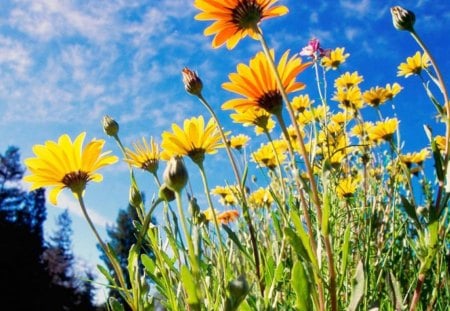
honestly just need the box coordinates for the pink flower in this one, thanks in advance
[300,38,329,60]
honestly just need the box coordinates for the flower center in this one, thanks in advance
[62,170,89,193]
[142,159,159,174]
[188,149,206,165]
[232,0,263,30]
[257,90,283,115]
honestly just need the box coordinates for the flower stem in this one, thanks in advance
[257,27,336,311]
[75,192,132,308]
[196,92,264,295]
[197,162,227,290]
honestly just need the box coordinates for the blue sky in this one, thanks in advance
[1,0,449,303]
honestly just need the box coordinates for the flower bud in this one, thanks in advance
[158,183,175,202]
[102,115,119,137]
[225,275,249,309]
[390,6,415,32]
[163,156,188,192]
[182,67,203,96]
[129,184,143,208]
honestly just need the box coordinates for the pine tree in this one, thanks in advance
[44,209,97,310]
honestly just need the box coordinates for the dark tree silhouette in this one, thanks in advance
[0,146,97,310]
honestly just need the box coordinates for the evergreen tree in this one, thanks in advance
[43,209,97,310]
[0,147,52,309]
[0,146,97,310]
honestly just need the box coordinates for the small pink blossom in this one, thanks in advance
[300,38,329,60]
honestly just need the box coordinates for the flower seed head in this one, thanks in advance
[391,6,415,32]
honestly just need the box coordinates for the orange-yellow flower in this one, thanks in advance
[24,132,118,205]
[397,51,430,77]
[321,47,349,70]
[336,176,359,199]
[334,71,364,89]
[222,49,311,115]
[194,0,288,49]
[228,134,250,150]
[368,118,399,143]
[230,107,275,135]
[161,116,223,165]
[124,137,160,174]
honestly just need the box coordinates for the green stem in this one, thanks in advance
[410,30,450,166]
[175,191,199,275]
[75,192,133,308]
[197,162,227,290]
[196,92,264,295]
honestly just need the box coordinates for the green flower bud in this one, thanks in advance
[102,115,119,137]
[225,275,249,310]
[158,183,176,202]
[163,156,188,192]
[129,184,143,208]
[390,6,415,32]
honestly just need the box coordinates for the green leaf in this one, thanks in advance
[386,270,404,311]
[348,260,365,311]
[322,190,331,236]
[109,297,125,311]
[180,265,201,311]
[222,224,254,264]
[431,138,444,183]
[289,210,318,270]
[339,226,351,290]
[97,264,114,284]
[292,261,312,310]
[400,195,421,229]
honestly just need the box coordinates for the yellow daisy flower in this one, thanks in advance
[211,185,238,206]
[331,111,353,124]
[368,118,399,143]
[161,116,223,165]
[321,47,349,70]
[336,176,359,199]
[248,187,273,208]
[124,137,160,174]
[351,121,374,141]
[194,0,288,49]
[384,83,403,100]
[24,132,118,205]
[291,94,314,113]
[334,71,364,89]
[397,51,430,78]
[332,86,364,111]
[230,107,275,135]
[400,148,430,167]
[203,207,239,224]
[251,141,287,170]
[228,134,250,151]
[222,49,311,115]
[362,86,389,107]
[434,135,447,151]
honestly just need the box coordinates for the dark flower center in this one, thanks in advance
[62,170,89,193]
[232,0,263,30]
[257,90,283,115]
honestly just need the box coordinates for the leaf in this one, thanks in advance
[339,226,351,290]
[348,260,365,311]
[322,190,331,236]
[289,210,318,270]
[385,270,404,311]
[222,224,254,263]
[97,264,114,284]
[292,261,312,310]
[109,297,125,311]
[400,195,421,229]
[180,265,201,311]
